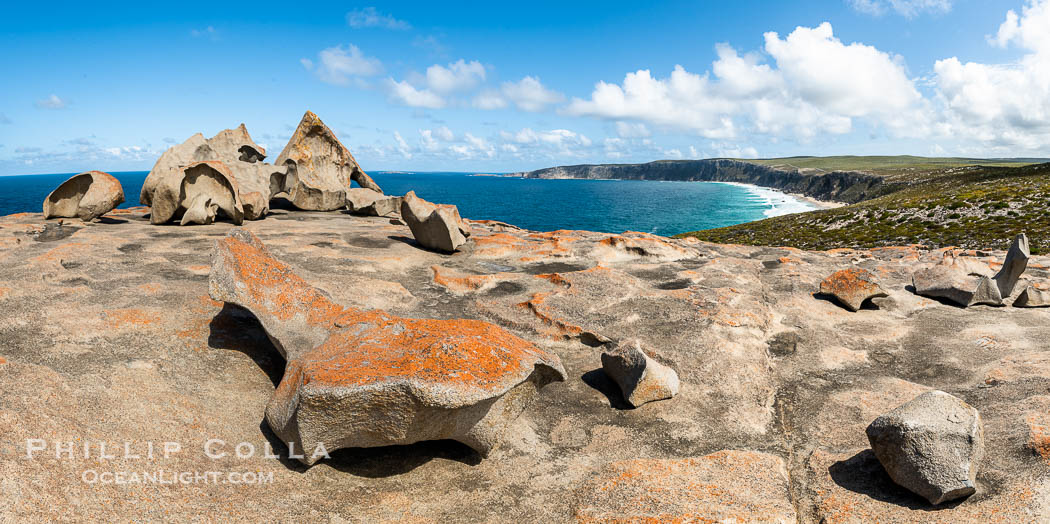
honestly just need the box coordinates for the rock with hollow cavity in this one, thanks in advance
[601,339,680,407]
[225,161,286,220]
[912,253,1002,307]
[401,191,471,252]
[43,171,125,221]
[149,161,244,226]
[992,233,1029,298]
[1015,285,1050,307]
[275,111,382,211]
[208,229,566,465]
[141,124,267,207]
[819,268,888,311]
[346,188,402,216]
[866,390,984,505]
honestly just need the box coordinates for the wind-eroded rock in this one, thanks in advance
[346,188,402,216]
[42,171,125,221]
[275,111,382,211]
[149,161,244,226]
[601,339,679,407]
[208,229,565,464]
[142,123,283,223]
[1015,285,1050,307]
[912,253,1002,307]
[401,190,471,252]
[866,390,985,505]
[819,267,888,311]
[141,124,267,206]
[912,234,1031,307]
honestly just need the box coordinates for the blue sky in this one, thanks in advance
[1,0,1048,175]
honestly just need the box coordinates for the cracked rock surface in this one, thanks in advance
[1,208,1049,522]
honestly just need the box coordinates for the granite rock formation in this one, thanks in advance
[600,339,680,407]
[346,188,402,216]
[866,390,985,505]
[819,267,888,311]
[209,229,566,464]
[1,206,1048,522]
[141,123,285,223]
[275,111,383,211]
[401,190,471,252]
[1015,285,1050,307]
[42,171,125,221]
[148,161,244,226]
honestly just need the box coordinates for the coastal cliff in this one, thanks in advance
[514,159,892,204]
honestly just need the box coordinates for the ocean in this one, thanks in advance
[0,171,816,236]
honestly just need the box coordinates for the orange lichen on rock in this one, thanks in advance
[574,450,796,523]
[819,267,888,312]
[103,308,163,329]
[430,266,522,294]
[0,287,9,299]
[1024,397,1050,464]
[302,311,559,396]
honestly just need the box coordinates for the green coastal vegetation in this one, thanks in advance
[676,157,1050,255]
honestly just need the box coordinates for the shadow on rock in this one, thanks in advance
[261,417,482,476]
[96,216,129,225]
[581,369,634,410]
[324,440,482,478]
[811,292,880,311]
[903,285,968,309]
[828,449,966,511]
[208,303,285,387]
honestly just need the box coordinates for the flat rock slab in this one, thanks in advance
[574,450,797,523]
[1,209,1049,521]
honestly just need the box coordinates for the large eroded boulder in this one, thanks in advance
[274,111,383,211]
[42,171,125,222]
[819,268,889,311]
[141,124,267,207]
[1015,285,1050,307]
[208,229,565,464]
[912,253,1002,307]
[600,339,680,407]
[401,191,472,252]
[346,188,402,216]
[149,161,244,226]
[142,124,285,222]
[866,390,985,505]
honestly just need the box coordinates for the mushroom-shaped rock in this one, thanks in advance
[42,171,125,222]
[401,191,472,252]
[208,229,566,465]
[150,161,244,226]
[1015,285,1050,307]
[346,188,402,216]
[601,339,679,407]
[819,268,889,311]
[274,111,383,211]
[865,390,984,505]
[992,233,1029,298]
[912,253,1002,307]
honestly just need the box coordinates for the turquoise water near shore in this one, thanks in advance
[0,171,815,235]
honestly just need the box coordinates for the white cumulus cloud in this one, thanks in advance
[425,59,486,94]
[932,0,1050,151]
[311,45,383,86]
[566,22,926,141]
[386,79,446,109]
